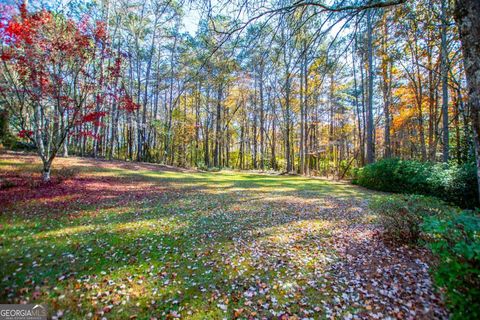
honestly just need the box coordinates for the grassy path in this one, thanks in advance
[0,154,446,319]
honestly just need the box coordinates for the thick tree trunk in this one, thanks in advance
[42,161,51,182]
[62,137,68,157]
[454,0,480,202]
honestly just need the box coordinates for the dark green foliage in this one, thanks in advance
[197,163,222,172]
[10,141,36,151]
[428,162,478,208]
[0,110,9,139]
[0,110,17,149]
[423,211,480,319]
[370,194,449,244]
[353,158,478,208]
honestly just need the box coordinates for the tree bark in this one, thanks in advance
[214,84,222,168]
[441,0,449,162]
[454,0,480,202]
[285,71,292,172]
[380,12,392,158]
[42,160,51,182]
[299,52,305,175]
[366,9,375,164]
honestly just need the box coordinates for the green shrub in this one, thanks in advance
[353,158,430,193]
[370,194,449,244]
[197,163,207,171]
[423,211,480,319]
[197,163,221,172]
[354,158,478,208]
[1,134,22,150]
[428,162,478,208]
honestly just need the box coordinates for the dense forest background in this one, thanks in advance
[0,0,475,179]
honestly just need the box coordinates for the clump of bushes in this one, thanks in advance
[353,158,478,208]
[370,194,480,318]
[197,163,222,172]
[423,210,480,319]
[428,162,478,208]
[370,194,448,244]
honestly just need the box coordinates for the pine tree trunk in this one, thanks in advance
[285,73,292,173]
[214,85,222,168]
[454,0,480,202]
[366,9,375,164]
[441,0,449,162]
[299,58,304,175]
[259,66,265,171]
[381,13,392,158]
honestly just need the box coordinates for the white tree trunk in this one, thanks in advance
[42,163,51,182]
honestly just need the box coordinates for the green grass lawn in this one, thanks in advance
[0,154,445,319]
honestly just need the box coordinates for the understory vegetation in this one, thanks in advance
[370,194,480,319]
[354,158,478,208]
[423,211,480,319]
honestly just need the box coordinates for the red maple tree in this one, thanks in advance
[0,4,125,181]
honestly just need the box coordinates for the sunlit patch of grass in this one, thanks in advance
[36,225,98,238]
